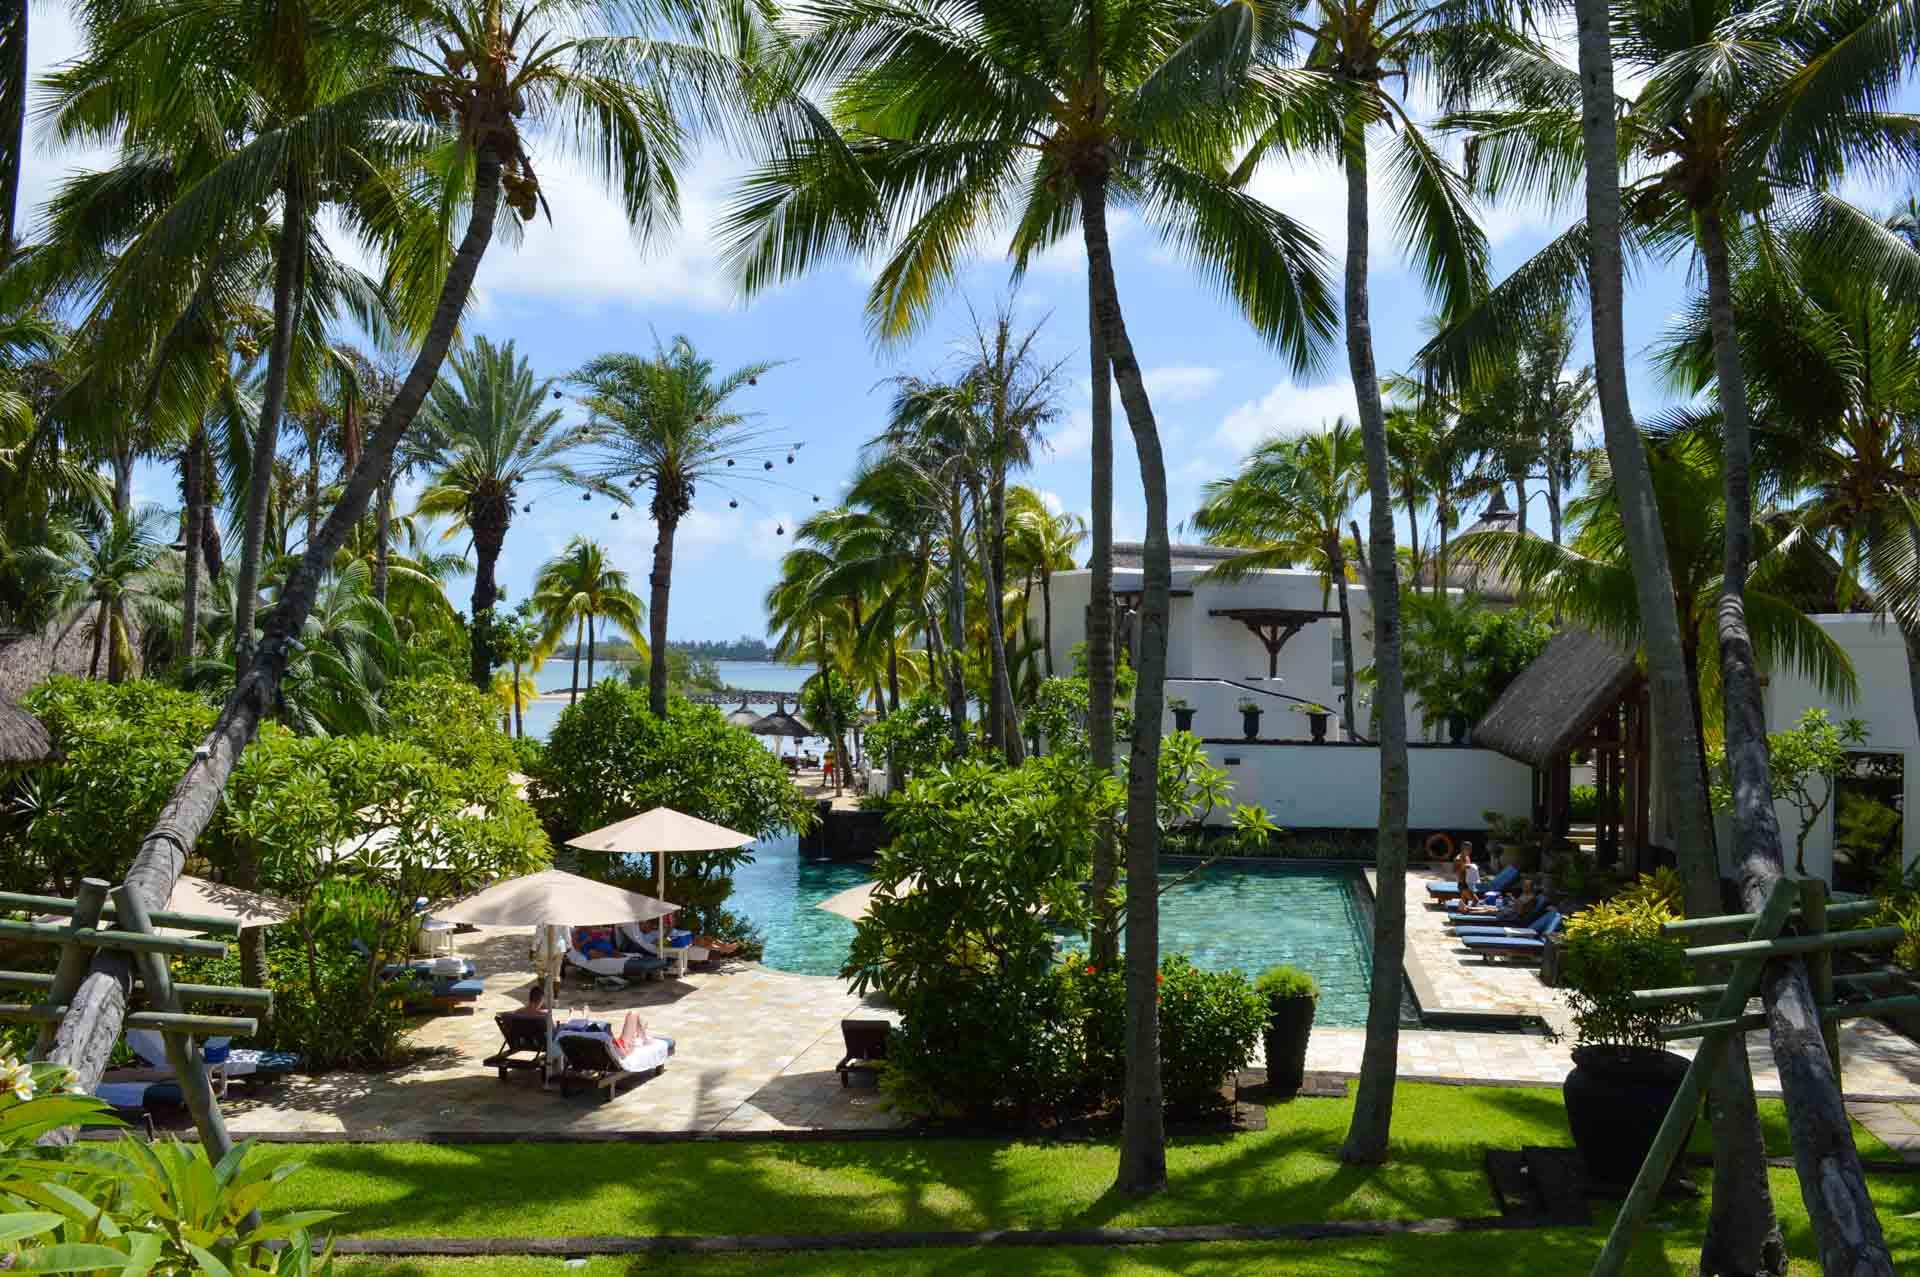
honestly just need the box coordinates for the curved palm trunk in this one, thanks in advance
[468,497,508,691]
[234,178,309,673]
[180,429,206,670]
[512,651,525,738]
[975,482,1024,762]
[1329,534,1358,740]
[570,613,584,705]
[39,141,508,1136]
[648,508,678,716]
[1082,168,1167,1198]
[1338,137,1411,1168]
[1701,208,1889,1275]
[1569,4,1783,1264]
[305,425,322,551]
[0,0,23,262]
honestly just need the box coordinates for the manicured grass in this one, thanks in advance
[272,1082,1920,1274]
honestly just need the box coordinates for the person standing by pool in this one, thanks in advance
[1459,843,1481,905]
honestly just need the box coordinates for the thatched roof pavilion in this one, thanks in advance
[1471,627,1638,768]
[0,691,55,767]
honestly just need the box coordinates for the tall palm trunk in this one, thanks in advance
[974,481,1023,762]
[305,424,322,550]
[88,598,107,680]
[885,634,901,714]
[1086,225,1120,972]
[1701,208,1890,1274]
[1569,4,1784,1267]
[468,494,508,690]
[38,141,511,1126]
[1082,166,1168,1197]
[180,429,206,670]
[1329,533,1357,739]
[1401,481,1421,594]
[647,503,678,716]
[587,612,598,690]
[373,469,392,604]
[944,489,969,754]
[1338,136,1411,1168]
[1041,568,1056,678]
[570,613,584,704]
[111,443,132,515]
[234,178,309,672]
[512,651,525,738]
[0,1,23,263]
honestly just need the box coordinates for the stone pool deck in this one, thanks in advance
[212,882,1920,1146]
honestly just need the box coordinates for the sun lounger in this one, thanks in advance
[95,1079,186,1116]
[553,1022,675,1100]
[619,921,709,975]
[1444,898,1550,927]
[564,947,669,984]
[126,1029,300,1097]
[483,1012,552,1079]
[1428,864,1519,899]
[837,1019,891,1088]
[1461,911,1563,961]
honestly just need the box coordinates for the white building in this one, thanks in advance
[1046,543,1918,887]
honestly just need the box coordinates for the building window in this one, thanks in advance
[1833,751,1903,895]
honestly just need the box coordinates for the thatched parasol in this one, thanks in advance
[0,692,54,767]
[725,700,760,728]
[748,707,811,740]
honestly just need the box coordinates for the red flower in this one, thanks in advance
[1156,973,1164,985]
[1085,964,1097,976]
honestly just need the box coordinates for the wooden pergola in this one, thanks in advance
[1207,607,1340,679]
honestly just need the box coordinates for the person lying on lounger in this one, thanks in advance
[1459,878,1537,920]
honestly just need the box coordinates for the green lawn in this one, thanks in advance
[262,1082,1920,1275]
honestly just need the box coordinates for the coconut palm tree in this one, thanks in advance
[532,536,645,704]
[765,544,857,795]
[729,0,1339,1191]
[44,0,726,1108]
[571,334,781,717]
[1193,422,1367,739]
[417,335,619,690]
[31,506,177,683]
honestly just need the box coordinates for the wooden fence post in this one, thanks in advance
[33,879,109,1059]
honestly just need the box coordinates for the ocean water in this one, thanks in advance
[518,658,815,743]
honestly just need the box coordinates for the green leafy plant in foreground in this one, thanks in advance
[0,1055,337,1273]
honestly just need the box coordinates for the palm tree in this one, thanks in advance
[417,335,618,690]
[765,544,857,795]
[571,334,780,717]
[1460,0,1918,1246]
[730,0,1339,1192]
[532,536,645,704]
[1006,487,1086,681]
[1249,0,1493,1167]
[1193,422,1367,738]
[32,507,177,683]
[43,0,721,1105]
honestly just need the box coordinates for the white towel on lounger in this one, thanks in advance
[554,1024,672,1073]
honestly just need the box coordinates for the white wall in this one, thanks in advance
[1194,741,1533,832]
[1753,614,1920,881]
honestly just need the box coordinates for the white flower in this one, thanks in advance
[3,1062,35,1104]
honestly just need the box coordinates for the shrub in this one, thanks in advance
[1568,784,1598,822]
[1155,955,1269,1113]
[863,690,956,784]
[881,966,1091,1122]
[1255,964,1320,1001]
[1614,866,1685,914]
[177,931,412,1072]
[384,674,520,777]
[1559,897,1690,1052]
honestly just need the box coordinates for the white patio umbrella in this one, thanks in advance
[436,868,679,1077]
[567,806,756,901]
[815,876,919,923]
[43,875,295,937]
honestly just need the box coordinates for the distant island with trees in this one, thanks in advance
[547,635,775,662]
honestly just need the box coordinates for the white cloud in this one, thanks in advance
[1035,488,1064,514]
[1214,382,1357,454]
[1143,365,1222,404]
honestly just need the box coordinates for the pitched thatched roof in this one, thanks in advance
[1471,627,1638,767]
[0,691,54,766]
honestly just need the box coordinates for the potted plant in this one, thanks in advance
[1169,696,1196,734]
[1237,699,1262,741]
[1289,702,1333,743]
[1483,809,1539,871]
[1254,964,1320,1096]
[1557,897,1693,1187]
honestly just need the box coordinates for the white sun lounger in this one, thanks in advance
[618,921,708,976]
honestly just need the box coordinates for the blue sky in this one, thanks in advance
[24,8,1881,645]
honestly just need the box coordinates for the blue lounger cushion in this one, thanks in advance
[441,978,484,1001]
[1456,911,1562,941]
[1427,865,1519,897]
[1463,935,1546,951]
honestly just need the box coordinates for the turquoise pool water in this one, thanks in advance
[728,839,1380,1027]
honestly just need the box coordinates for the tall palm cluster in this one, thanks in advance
[0,0,1912,1257]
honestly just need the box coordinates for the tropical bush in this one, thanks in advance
[1397,594,1551,729]
[863,690,956,783]
[0,1054,338,1273]
[383,674,522,776]
[1559,897,1691,1052]
[2,678,215,891]
[1568,784,1598,822]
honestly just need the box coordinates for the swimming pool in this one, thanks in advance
[727,838,1382,1027]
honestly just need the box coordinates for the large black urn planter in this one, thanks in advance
[1240,707,1262,741]
[1262,995,1318,1097]
[1563,1046,1693,1188]
[1172,705,1196,733]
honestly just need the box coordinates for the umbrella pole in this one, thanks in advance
[543,925,557,1087]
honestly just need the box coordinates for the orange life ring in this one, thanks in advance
[1424,831,1455,859]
